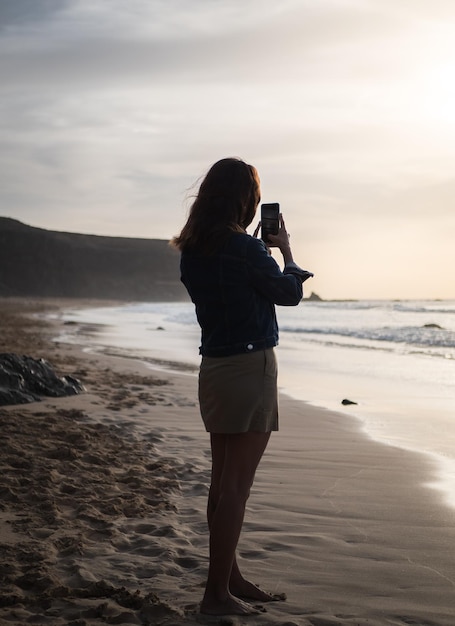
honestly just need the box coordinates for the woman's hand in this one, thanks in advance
[267,215,294,264]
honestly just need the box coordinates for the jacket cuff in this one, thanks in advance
[284,262,314,282]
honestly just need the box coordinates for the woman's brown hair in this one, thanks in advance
[171,157,261,255]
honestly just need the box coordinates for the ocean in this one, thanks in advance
[55,299,455,509]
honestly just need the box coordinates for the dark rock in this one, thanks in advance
[307,292,323,301]
[0,353,84,406]
[341,398,358,405]
[423,323,443,329]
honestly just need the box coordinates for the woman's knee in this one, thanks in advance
[219,477,252,505]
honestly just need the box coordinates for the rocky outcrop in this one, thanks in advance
[307,292,323,301]
[0,353,84,406]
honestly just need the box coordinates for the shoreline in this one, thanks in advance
[52,298,455,514]
[47,299,455,492]
[1,297,455,625]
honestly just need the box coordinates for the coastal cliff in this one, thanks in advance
[0,218,187,301]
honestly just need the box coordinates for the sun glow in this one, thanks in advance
[421,62,455,126]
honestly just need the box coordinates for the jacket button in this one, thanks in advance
[247,344,253,350]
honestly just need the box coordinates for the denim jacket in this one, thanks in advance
[180,232,311,357]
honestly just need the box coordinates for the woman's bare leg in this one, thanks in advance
[206,434,282,603]
[200,431,271,615]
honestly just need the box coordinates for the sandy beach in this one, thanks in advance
[1,298,455,626]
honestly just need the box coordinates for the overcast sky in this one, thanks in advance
[1,0,455,299]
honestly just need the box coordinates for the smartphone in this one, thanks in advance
[261,203,280,244]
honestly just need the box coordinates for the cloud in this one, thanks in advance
[0,0,69,30]
[1,0,455,296]
[0,0,412,91]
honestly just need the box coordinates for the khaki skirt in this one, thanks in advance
[198,348,278,434]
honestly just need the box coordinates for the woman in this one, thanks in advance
[172,157,311,616]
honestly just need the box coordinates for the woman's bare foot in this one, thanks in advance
[230,578,287,603]
[200,593,261,616]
